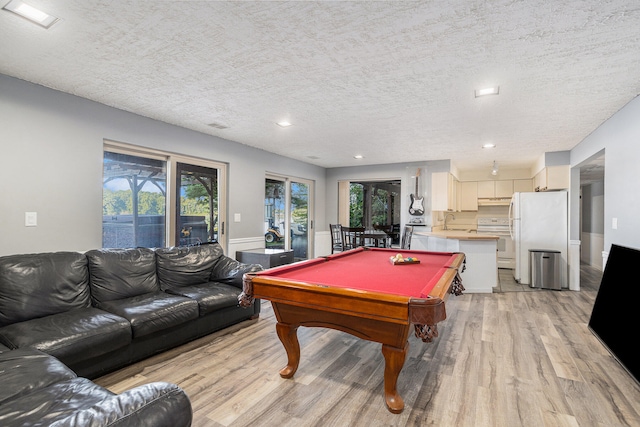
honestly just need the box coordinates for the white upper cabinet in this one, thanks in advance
[534,166,570,191]
[477,181,494,199]
[431,172,457,211]
[477,180,513,199]
[459,181,478,211]
[513,179,533,193]
[495,180,513,198]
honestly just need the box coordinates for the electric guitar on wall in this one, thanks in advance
[409,168,425,215]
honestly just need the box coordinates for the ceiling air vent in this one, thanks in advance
[207,122,228,130]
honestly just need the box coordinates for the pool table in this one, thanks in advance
[238,247,465,413]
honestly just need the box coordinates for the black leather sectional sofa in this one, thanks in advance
[0,243,262,426]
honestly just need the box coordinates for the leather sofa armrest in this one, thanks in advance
[49,382,192,427]
[211,256,263,289]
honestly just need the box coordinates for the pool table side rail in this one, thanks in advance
[245,274,420,325]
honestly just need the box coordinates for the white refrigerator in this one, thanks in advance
[509,191,568,287]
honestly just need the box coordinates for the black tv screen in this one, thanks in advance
[588,244,640,385]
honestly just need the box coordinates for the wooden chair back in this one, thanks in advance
[330,224,343,253]
[341,226,365,250]
[401,225,414,249]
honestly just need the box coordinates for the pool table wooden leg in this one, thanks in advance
[276,322,300,379]
[381,341,409,414]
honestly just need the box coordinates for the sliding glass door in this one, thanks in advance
[290,180,310,260]
[264,179,286,248]
[265,175,313,261]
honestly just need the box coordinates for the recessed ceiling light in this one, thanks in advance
[2,0,59,28]
[475,86,500,97]
[482,143,496,149]
[276,121,292,127]
[354,155,364,159]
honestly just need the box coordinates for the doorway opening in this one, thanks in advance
[579,151,605,270]
[340,180,401,246]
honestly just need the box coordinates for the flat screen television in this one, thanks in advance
[588,244,639,385]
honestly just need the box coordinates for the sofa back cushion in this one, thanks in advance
[156,243,224,290]
[0,252,91,327]
[86,248,159,305]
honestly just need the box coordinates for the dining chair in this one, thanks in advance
[330,224,344,253]
[401,225,414,250]
[391,224,401,246]
[341,226,365,250]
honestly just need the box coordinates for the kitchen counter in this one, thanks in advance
[411,230,498,293]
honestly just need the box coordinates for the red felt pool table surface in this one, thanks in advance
[256,247,462,299]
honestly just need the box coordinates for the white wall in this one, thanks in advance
[0,74,326,257]
[570,95,640,256]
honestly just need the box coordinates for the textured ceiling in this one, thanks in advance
[1,0,639,171]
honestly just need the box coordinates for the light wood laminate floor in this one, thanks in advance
[96,265,640,426]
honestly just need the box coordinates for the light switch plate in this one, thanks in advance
[234,213,241,222]
[25,212,37,227]
[612,217,618,229]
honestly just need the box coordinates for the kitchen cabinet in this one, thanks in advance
[411,231,498,293]
[477,180,513,198]
[495,180,513,198]
[513,179,533,193]
[431,172,457,211]
[459,181,478,211]
[534,166,570,191]
[534,170,545,190]
[477,181,494,199]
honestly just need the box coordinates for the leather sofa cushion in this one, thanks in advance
[0,307,131,365]
[165,282,242,316]
[86,248,159,305]
[0,252,91,327]
[50,382,193,427]
[0,377,115,426]
[156,243,224,290]
[98,292,199,338]
[210,255,263,289]
[0,348,77,406]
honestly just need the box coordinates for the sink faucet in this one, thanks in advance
[444,213,455,230]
